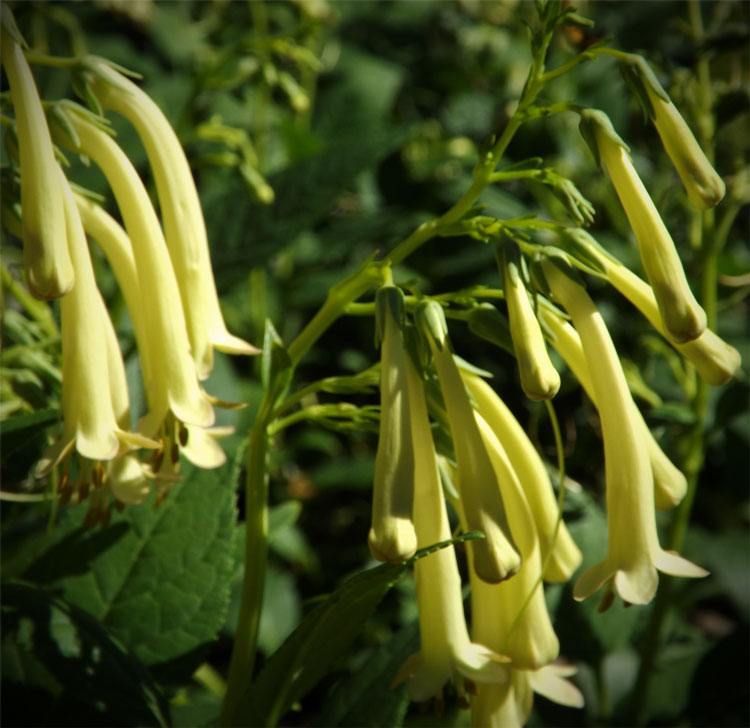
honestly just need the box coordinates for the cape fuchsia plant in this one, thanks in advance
[0,2,745,727]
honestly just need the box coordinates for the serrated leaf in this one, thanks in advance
[26,460,237,684]
[1,582,168,727]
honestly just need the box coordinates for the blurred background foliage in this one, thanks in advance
[1,1,748,726]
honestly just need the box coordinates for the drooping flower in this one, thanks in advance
[622,54,725,209]
[542,258,707,606]
[499,243,560,401]
[579,109,706,343]
[85,57,259,380]
[563,228,740,386]
[471,664,583,728]
[60,107,216,438]
[419,301,520,584]
[1,26,73,299]
[462,371,582,582]
[368,284,416,562]
[36,168,156,477]
[539,301,689,511]
[471,413,560,670]
[393,357,508,703]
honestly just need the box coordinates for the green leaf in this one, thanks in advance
[232,533,481,727]
[313,619,420,727]
[1,582,168,727]
[0,408,58,462]
[26,460,237,684]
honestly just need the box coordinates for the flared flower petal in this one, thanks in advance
[542,259,707,607]
[462,371,582,582]
[1,27,73,299]
[87,58,259,380]
[419,302,520,584]
[61,109,215,434]
[500,244,560,400]
[394,358,507,703]
[580,109,706,343]
[368,285,416,562]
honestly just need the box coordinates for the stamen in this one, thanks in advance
[464,680,477,696]
[179,424,189,447]
[598,586,616,613]
[153,448,164,473]
[100,504,112,528]
[83,502,100,528]
[170,442,180,464]
[58,472,70,494]
[78,479,90,502]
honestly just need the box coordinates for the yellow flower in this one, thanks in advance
[368,285,416,562]
[462,371,582,582]
[580,109,706,343]
[393,358,507,702]
[540,302,688,511]
[625,55,725,209]
[1,27,73,299]
[36,169,155,476]
[470,413,559,670]
[86,58,259,380]
[500,244,560,400]
[566,229,740,386]
[471,664,583,728]
[60,108,216,437]
[419,302,520,584]
[542,259,707,606]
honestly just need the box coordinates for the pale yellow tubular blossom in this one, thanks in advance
[1,28,73,299]
[394,359,508,702]
[542,260,707,606]
[540,305,687,510]
[471,664,583,728]
[635,58,725,209]
[75,194,153,394]
[575,233,740,386]
[88,60,259,380]
[471,670,532,728]
[501,246,560,400]
[422,304,520,584]
[181,425,234,469]
[462,371,582,582]
[472,413,559,670]
[61,111,215,436]
[368,286,417,562]
[36,170,126,474]
[583,110,706,342]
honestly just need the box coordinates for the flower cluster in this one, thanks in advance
[1,22,258,524]
[363,54,740,727]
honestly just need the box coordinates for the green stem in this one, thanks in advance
[220,412,271,727]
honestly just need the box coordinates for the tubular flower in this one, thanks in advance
[462,371,582,582]
[368,285,417,562]
[36,169,156,477]
[393,358,508,704]
[1,27,73,299]
[471,414,560,671]
[500,244,560,401]
[540,304,688,510]
[60,109,215,437]
[542,259,707,606]
[567,229,740,386]
[623,55,725,209]
[580,109,706,343]
[471,664,583,728]
[87,58,259,380]
[75,193,152,392]
[419,302,520,584]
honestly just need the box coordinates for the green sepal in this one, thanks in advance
[0,5,26,48]
[261,318,293,411]
[619,53,670,122]
[71,72,104,117]
[553,228,610,280]
[535,248,588,298]
[374,284,406,348]
[416,300,449,352]
[578,108,630,168]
